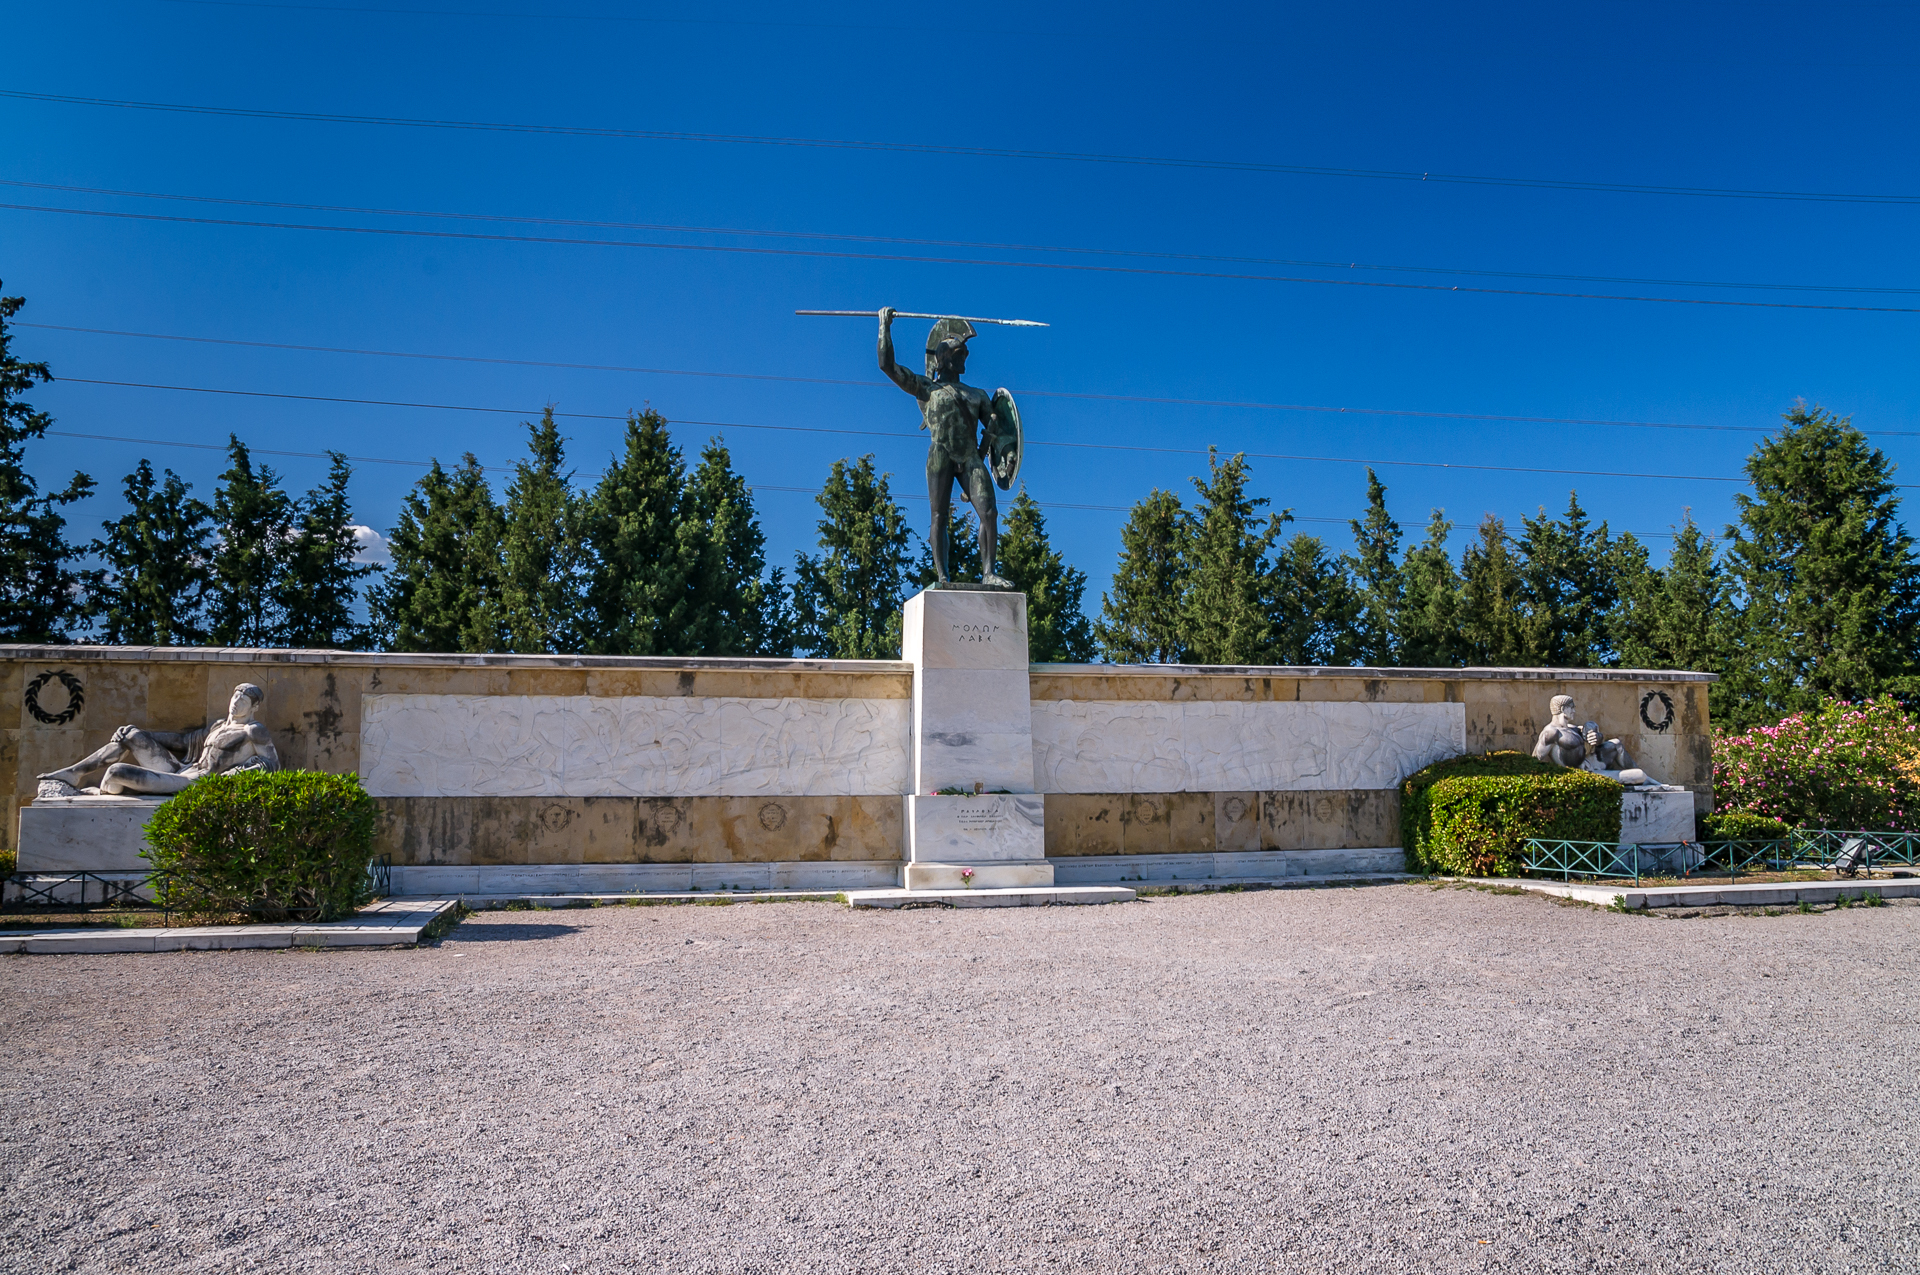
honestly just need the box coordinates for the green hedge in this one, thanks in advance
[1401,751,1624,876]
[1698,809,1791,842]
[143,770,379,922]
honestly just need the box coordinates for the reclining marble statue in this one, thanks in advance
[1532,694,1645,782]
[36,682,281,798]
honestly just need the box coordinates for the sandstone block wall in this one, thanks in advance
[0,648,1714,866]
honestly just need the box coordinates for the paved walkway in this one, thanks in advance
[1,882,1915,1272]
[0,898,457,953]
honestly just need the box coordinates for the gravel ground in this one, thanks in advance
[2,884,1916,1274]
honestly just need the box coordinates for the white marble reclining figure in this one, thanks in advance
[37,682,281,798]
[1532,693,1649,785]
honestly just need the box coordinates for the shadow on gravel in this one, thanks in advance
[443,922,582,942]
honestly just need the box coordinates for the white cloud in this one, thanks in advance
[352,525,391,566]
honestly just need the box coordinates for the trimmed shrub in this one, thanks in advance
[1401,751,1624,877]
[1714,698,1920,830]
[143,770,379,922]
[1697,809,1791,842]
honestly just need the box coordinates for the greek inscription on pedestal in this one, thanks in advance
[954,804,1005,832]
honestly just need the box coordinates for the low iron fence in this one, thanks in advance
[4,854,394,922]
[1521,831,1914,885]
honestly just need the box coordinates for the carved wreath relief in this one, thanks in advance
[1639,690,1675,734]
[24,670,84,726]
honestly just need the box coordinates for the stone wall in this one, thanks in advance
[0,647,1714,875]
[1025,666,1714,861]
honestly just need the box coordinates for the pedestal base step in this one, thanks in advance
[845,885,1135,909]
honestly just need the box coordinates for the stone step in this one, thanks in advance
[844,885,1136,909]
[1461,876,1920,910]
[0,899,459,954]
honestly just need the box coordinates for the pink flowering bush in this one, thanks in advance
[1714,698,1920,830]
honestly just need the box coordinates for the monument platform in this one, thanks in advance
[17,795,168,873]
[845,885,1135,909]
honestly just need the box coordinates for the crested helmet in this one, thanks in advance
[924,317,976,376]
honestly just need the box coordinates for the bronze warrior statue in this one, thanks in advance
[877,306,1023,587]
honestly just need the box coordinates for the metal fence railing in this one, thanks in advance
[1522,831,1916,885]
[5,854,393,923]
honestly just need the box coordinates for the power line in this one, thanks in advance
[47,377,1837,486]
[148,0,1060,36]
[11,200,1919,313]
[8,178,1916,298]
[7,88,1920,207]
[29,323,1920,439]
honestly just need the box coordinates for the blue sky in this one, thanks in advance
[6,0,1920,601]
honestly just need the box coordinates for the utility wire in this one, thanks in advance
[10,200,1918,313]
[48,377,1846,486]
[148,0,1060,36]
[6,178,1914,298]
[29,324,1919,439]
[7,88,1920,207]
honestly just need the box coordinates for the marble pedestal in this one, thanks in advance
[903,793,1048,888]
[1621,786,1695,846]
[17,795,169,872]
[901,587,1052,891]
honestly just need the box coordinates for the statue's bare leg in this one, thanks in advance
[38,727,179,788]
[964,462,1007,587]
[98,764,196,797]
[927,452,955,584]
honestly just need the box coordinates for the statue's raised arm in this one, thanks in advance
[877,306,931,402]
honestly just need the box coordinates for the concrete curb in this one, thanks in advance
[1455,876,1920,910]
[0,898,459,954]
[1130,872,1418,894]
[844,886,1137,909]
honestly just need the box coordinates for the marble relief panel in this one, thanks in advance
[1030,700,1465,794]
[361,694,910,798]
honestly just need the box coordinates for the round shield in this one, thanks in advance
[987,387,1023,490]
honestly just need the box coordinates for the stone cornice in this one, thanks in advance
[0,645,1717,681]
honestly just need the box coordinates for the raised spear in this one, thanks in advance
[795,309,1048,328]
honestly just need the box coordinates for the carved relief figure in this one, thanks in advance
[37,683,281,797]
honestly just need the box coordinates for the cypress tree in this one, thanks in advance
[368,455,504,653]
[1514,491,1617,667]
[791,455,914,659]
[208,436,293,648]
[1346,468,1402,665]
[687,437,793,657]
[577,410,708,656]
[1398,510,1465,667]
[1268,533,1359,666]
[1459,514,1526,665]
[280,452,375,649]
[1611,515,1724,675]
[496,409,584,654]
[1181,449,1285,665]
[90,460,214,646]
[1721,403,1920,722]
[1094,488,1189,664]
[998,490,1095,663]
[0,288,94,642]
